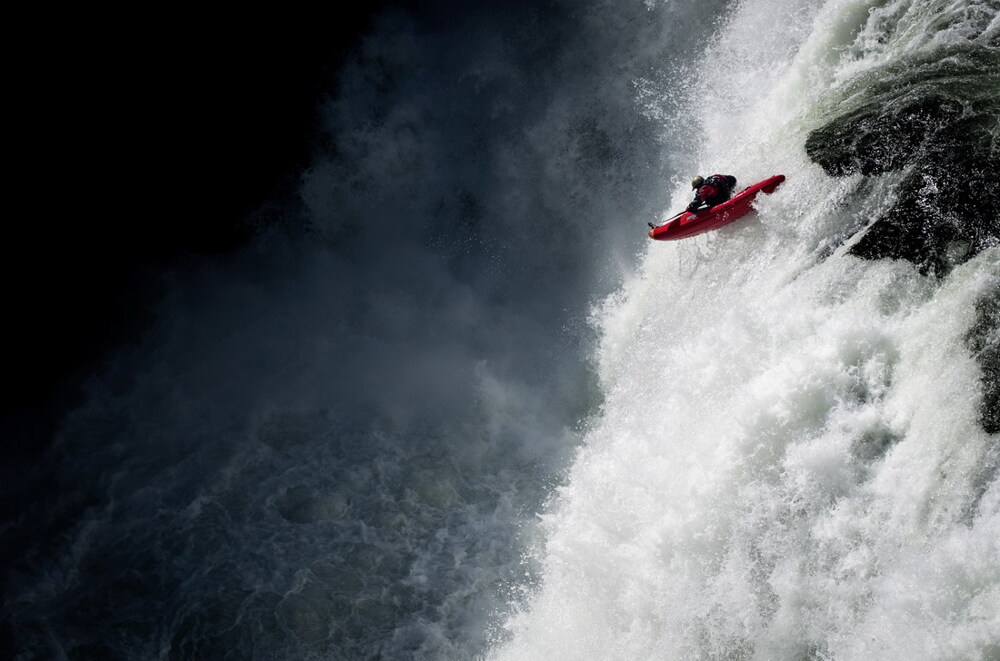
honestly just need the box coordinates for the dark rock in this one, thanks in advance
[804,94,964,177]
[849,127,1000,273]
[968,287,1000,435]
[806,46,1000,438]
[804,47,1000,273]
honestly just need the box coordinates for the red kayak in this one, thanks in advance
[648,174,785,241]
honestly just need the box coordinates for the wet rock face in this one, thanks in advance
[968,288,1000,435]
[804,54,1000,274]
[806,47,1000,437]
[805,95,964,177]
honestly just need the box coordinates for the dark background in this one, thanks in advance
[3,7,400,457]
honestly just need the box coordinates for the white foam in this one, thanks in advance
[490,0,1000,656]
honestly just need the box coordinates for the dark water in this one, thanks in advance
[3,2,722,659]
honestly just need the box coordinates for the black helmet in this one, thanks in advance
[691,176,704,189]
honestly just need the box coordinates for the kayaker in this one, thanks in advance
[687,174,737,211]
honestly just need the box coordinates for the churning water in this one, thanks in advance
[493,0,999,659]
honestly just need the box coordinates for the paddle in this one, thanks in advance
[648,210,686,230]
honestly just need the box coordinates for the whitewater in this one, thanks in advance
[3,0,998,659]
[493,0,999,659]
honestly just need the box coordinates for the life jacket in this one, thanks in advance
[699,174,733,203]
[698,182,721,201]
[705,174,733,190]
